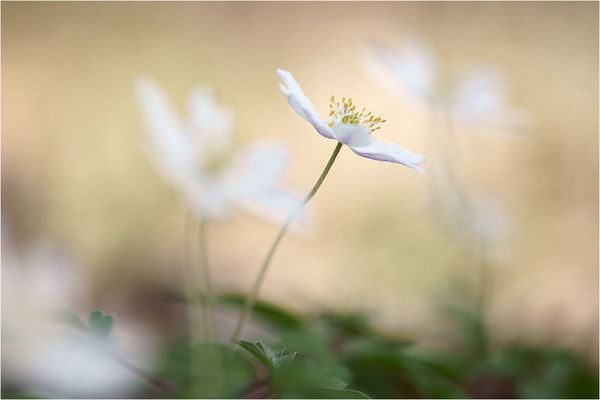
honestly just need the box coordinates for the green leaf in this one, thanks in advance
[257,341,298,370]
[237,340,299,373]
[236,340,273,371]
[269,358,354,398]
[47,309,86,332]
[277,351,298,370]
[315,389,371,398]
[87,310,113,338]
[219,294,305,330]
[329,376,348,391]
[155,341,255,398]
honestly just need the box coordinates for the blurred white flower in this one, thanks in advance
[277,69,426,172]
[365,38,531,135]
[430,167,511,249]
[9,333,139,397]
[135,78,305,222]
[2,240,90,335]
[450,68,532,135]
[1,239,147,397]
[468,197,510,246]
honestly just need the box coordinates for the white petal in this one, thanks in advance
[183,176,235,220]
[452,68,532,136]
[229,141,290,188]
[329,123,425,172]
[349,138,426,172]
[221,140,310,227]
[453,68,505,119]
[134,78,194,173]
[203,141,308,224]
[237,188,311,232]
[329,123,373,147]
[277,69,335,139]
[368,38,437,105]
[186,86,235,150]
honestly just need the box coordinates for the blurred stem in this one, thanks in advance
[442,102,460,157]
[198,218,217,340]
[183,211,205,396]
[476,240,492,333]
[230,141,344,346]
[110,352,177,395]
[439,103,493,353]
[184,212,203,342]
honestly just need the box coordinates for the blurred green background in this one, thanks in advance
[2,0,598,380]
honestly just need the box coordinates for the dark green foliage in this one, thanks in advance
[218,293,305,330]
[268,357,359,398]
[216,295,598,399]
[87,310,114,339]
[48,309,114,340]
[236,340,297,372]
[13,302,598,399]
[154,341,255,399]
[236,339,367,398]
[490,345,599,399]
[343,345,467,399]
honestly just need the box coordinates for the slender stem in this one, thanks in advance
[110,352,177,395]
[440,103,492,353]
[230,141,343,345]
[183,212,201,342]
[198,218,217,340]
[183,210,204,397]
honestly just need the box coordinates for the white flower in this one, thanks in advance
[11,334,137,397]
[2,240,90,333]
[450,68,532,135]
[1,240,144,397]
[429,167,511,248]
[366,38,531,135]
[135,78,305,222]
[276,69,426,172]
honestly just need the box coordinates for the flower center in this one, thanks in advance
[196,146,232,177]
[327,96,386,133]
[205,152,230,174]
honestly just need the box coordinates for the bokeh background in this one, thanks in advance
[2,1,598,389]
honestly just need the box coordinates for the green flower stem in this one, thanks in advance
[230,141,343,346]
[109,352,177,395]
[184,213,201,341]
[183,212,202,394]
[198,218,217,340]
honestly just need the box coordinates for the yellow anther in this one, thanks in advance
[327,95,385,135]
